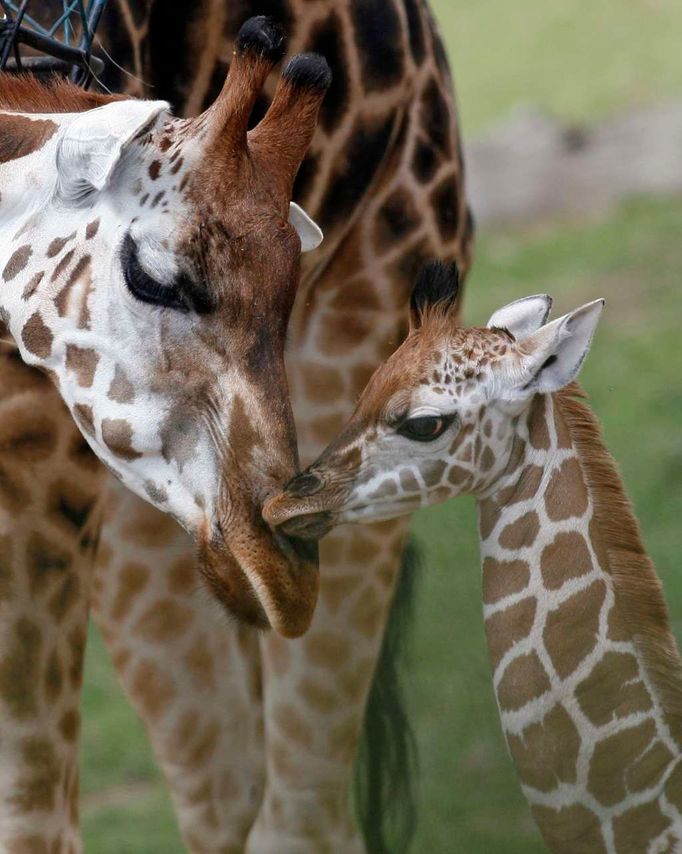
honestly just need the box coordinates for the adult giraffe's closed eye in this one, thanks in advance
[0,16,330,638]
[267,262,682,851]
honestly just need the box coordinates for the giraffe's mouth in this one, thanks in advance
[197,474,319,638]
[262,470,349,539]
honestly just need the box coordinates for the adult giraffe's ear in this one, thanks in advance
[289,202,323,251]
[56,99,169,203]
[513,299,605,397]
[486,294,553,339]
[409,261,460,330]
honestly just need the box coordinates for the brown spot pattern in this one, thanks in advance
[482,557,531,605]
[65,344,99,387]
[107,365,135,403]
[110,562,149,622]
[528,395,551,450]
[0,114,56,163]
[499,511,540,550]
[55,254,91,316]
[0,409,57,461]
[46,234,75,258]
[133,598,193,643]
[576,651,652,725]
[26,531,71,595]
[612,800,671,854]
[540,531,593,589]
[101,418,141,461]
[531,803,606,854]
[130,659,175,722]
[3,244,32,281]
[0,617,41,718]
[587,718,656,805]
[304,631,351,669]
[507,703,580,792]
[497,651,551,711]
[545,458,589,521]
[21,271,44,300]
[498,463,544,505]
[21,312,53,358]
[485,596,537,670]
[543,580,605,678]
[626,739,673,792]
[9,737,61,813]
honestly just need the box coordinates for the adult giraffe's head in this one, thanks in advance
[265,262,604,536]
[0,17,330,637]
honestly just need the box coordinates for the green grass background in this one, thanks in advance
[81,2,682,851]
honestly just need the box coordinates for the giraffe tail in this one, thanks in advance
[354,539,421,854]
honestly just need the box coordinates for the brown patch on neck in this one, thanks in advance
[0,114,57,164]
[556,383,682,729]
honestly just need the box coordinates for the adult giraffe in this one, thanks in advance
[0,19,333,851]
[86,1,472,851]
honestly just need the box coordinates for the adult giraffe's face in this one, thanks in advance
[265,263,604,538]
[2,19,330,637]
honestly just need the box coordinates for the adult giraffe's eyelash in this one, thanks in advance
[121,233,188,311]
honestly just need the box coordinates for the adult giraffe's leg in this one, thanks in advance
[0,347,105,852]
[247,106,474,852]
[92,480,264,853]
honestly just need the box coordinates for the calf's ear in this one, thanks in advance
[512,299,605,398]
[487,294,553,340]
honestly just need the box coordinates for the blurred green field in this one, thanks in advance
[80,1,682,852]
[437,0,682,133]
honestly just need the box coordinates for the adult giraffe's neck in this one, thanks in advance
[477,386,682,853]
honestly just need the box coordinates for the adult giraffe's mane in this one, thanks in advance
[0,73,124,113]
[557,382,682,730]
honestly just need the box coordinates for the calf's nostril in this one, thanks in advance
[286,471,323,497]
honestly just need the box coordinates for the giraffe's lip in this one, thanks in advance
[262,483,344,530]
[264,488,422,537]
[275,510,337,540]
[197,511,319,638]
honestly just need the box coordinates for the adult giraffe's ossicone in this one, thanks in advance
[0,16,330,638]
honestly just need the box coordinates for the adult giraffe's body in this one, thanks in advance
[0,18,335,850]
[269,266,682,853]
[4,1,472,852]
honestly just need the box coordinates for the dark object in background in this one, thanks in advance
[0,0,107,88]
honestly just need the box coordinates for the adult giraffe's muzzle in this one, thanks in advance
[198,476,320,639]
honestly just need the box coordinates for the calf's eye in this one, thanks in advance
[398,415,452,442]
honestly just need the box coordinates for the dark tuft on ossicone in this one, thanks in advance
[236,16,286,63]
[282,53,332,93]
[410,260,460,318]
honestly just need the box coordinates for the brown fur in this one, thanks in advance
[0,115,57,164]
[557,383,682,730]
[0,73,124,114]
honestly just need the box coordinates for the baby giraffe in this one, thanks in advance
[265,262,682,853]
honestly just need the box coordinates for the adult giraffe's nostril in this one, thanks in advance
[286,471,323,497]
